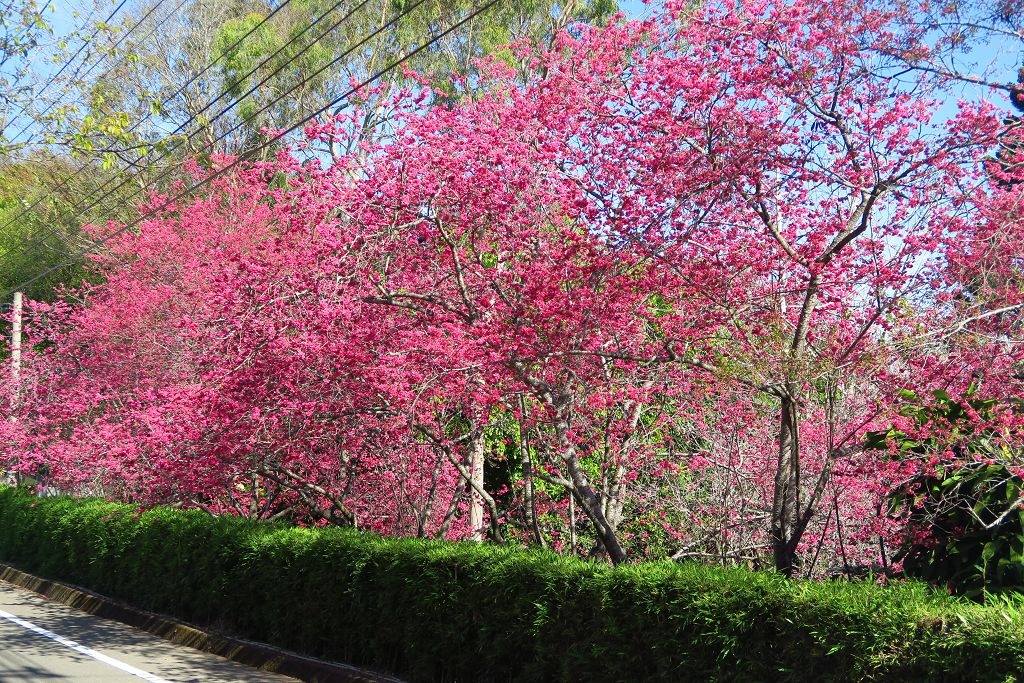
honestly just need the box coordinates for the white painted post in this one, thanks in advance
[10,291,22,400]
[5,292,23,486]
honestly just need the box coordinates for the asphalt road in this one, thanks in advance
[0,581,294,682]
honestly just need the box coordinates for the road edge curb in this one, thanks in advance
[0,563,404,683]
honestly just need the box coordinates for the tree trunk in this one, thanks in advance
[437,476,467,539]
[468,426,485,542]
[554,407,627,564]
[510,366,627,564]
[518,394,544,547]
[771,390,801,575]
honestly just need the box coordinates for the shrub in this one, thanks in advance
[0,486,1022,682]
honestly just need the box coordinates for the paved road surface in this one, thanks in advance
[0,581,294,682]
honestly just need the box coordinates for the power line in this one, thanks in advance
[10,0,183,145]
[0,0,368,252]
[0,0,55,117]
[137,0,295,139]
[0,0,363,274]
[1,0,499,300]
[3,0,154,146]
[1,0,460,280]
[0,0,418,271]
[152,0,371,148]
[11,0,193,147]
[0,0,297,242]
[13,0,55,51]
[1,0,126,139]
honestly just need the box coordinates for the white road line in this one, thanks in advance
[0,608,174,682]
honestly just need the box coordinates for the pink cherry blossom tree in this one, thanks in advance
[5,0,1024,573]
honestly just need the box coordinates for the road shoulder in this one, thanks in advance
[0,563,403,683]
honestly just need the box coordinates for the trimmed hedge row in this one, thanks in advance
[0,487,1021,682]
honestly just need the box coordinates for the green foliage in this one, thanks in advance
[866,388,1024,598]
[1,488,1023,682]
[891,462,1024,599]
[0,158,107,301]
[213,7,329,135]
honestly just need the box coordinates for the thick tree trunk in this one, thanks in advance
[771,391,801,575]
[603,463,627,535]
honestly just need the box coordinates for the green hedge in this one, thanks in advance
[0,487,1021,682]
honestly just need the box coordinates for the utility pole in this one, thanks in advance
[10,291,22,401]
[5,292,23,487]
